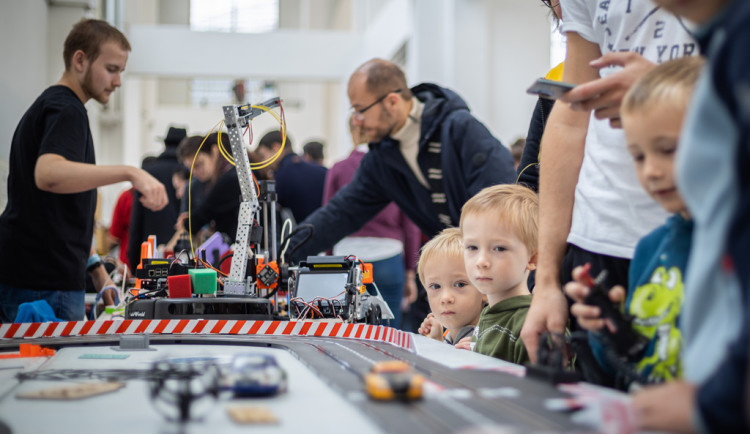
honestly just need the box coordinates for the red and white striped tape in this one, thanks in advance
[0,320,413,350]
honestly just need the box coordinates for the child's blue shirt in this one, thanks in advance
[590,214,692,385]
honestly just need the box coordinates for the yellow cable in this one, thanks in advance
[187,102,287,259]
[515,162,538,185]
[211,104,287,170]
[248,104,287,170]
[215,120,235,165]
[187,119,224,260]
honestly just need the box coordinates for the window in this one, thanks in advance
[189,0,279,106]
[189,79,277,107]
[190,0,279,33]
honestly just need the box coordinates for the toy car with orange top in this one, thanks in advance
[365,360,424,401]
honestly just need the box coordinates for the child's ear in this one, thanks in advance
[526,251,538,271]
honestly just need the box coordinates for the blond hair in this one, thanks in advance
[459,185,538,253]
[417,227,463,287]
[622,56,705,115]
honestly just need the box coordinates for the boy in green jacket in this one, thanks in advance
[458,185,538,364]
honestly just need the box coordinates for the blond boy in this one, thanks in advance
[565,57,703,390]
[459,185,538,364]
[417,228,485,345]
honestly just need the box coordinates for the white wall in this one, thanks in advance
[349,0,552,149]
[125,26,358,79]
[407,0,551,146]
[0,1,50,209]
[486,0,552,146]
[0,1,130,220]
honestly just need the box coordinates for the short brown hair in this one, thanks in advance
[354,58,413,100]
[63,19,131,71]
[459,185,539,253]
[417,228,463,287]
[258,130,291,150]
[177,133,231,161]
[622,56,705,115]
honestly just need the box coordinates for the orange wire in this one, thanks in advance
[198,258,228,277]
[252,171,260,197]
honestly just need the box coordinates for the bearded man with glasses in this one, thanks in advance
[286,58,514,265]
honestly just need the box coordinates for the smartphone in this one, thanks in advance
[526,77,576,100]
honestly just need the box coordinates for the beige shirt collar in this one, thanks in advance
[391,98,429,188]
[391,98,424,142]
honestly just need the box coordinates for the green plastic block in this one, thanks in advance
[188,269,217,295]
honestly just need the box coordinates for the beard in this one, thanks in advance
[366,106,398,142]
[81,68,110,104]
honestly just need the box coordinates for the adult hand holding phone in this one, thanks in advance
[526,78,576,100]
[564,265,626,333]
[560,51,656,128]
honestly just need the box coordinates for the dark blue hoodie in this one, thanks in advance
[691,0,750,432]
[288,83,515,262]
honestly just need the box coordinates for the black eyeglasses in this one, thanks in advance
[541,0,559,8]
[350,89,402,120]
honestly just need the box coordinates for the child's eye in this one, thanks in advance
[631,153,645,163]
[661,147,676,156]
[428,283,441,290]
[465,245,477,251]
[454,281,467,288]
[493,246,507,252]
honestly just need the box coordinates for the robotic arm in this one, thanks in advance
[221,97,282,296]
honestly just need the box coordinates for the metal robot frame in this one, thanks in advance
[221,97,282,297]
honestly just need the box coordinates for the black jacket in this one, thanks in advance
[128,148,180,269]
[181,167,242,240]
[516,97,555,192]
[288,83,515,263]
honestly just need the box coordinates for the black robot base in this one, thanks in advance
[125,297,274,320]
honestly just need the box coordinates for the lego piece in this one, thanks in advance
[256,258,279,290]
[189,268,217,295]
[16,382,124,400]
[227,406,279,424]
[0,344,55,359]
[118,334,150,350]
[168,274,192,298]
[362,262,374,284]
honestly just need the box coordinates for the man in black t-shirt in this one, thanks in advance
[0,19,168,323]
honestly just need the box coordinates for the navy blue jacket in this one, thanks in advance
[694,0,750,432]
[274,153,327,223]
[288,83,515,263]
